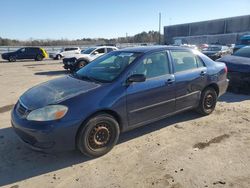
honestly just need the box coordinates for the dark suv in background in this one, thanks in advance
[1,47,48,62]
[201,45,231,60]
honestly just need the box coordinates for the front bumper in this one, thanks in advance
[1,54,8,60]
[49,54,57,59]
[11,104,82,152]
[63,58,77,70]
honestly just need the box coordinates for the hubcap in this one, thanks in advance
[204,94,214,109]
[88,124,111,149]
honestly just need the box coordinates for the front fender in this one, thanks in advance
[77,57,89,63]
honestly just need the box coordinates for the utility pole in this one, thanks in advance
[159,12,161,44]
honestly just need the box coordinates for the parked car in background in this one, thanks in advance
[63,46,118,71]
[11,46,228,157]
[1,47,48,62]
[217,46,250,93]
[202,45,231,60]
[49,47,81,60]
[198,44,209,50]
[233,35,250,53]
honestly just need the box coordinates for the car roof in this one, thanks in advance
[207,45,223,47]
[22,47,40,49]
[95,46,117,49]
[118,45,192,53]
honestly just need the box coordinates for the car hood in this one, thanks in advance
[64,54,89,59]
[20,76,101,110]
[50,51,61,55]
[217,55,250,73]
[2,52,15,56]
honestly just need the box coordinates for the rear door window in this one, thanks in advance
[64,48,73,51]
[29,48,38,54]
[170,51,204,73]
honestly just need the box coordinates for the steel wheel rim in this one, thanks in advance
[204,93,214,109]
[88,123,112,150]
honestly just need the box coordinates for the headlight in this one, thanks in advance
[26,105,68,121]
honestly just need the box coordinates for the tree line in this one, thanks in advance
[0,31,164,46]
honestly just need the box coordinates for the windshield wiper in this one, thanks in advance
[79,74,103,83]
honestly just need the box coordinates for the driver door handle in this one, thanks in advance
[166,78,175,85]
[200,71,207,76]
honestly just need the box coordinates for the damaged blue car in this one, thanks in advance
[11,46,228,157]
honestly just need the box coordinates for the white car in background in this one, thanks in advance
[49,47,81,60]
[63,46,118,71]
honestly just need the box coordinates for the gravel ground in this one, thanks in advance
[0,59,250,188]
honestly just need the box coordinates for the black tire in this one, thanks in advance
[8,56,16,62]
[77,113,120,157]
[196,87,217,115]
[35,54,43,61]
[77,60,88,70]
[56,54,62,60]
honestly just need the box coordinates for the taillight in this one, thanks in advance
[224,65,228,74]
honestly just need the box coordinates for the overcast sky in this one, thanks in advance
[0,0,249,40]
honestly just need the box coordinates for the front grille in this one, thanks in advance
[63,57,76,64]
[16,101,28,117]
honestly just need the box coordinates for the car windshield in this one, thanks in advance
[233,47,250,58]
[75,51,141,83]
[81,48,97,54]
[203,47,221,51]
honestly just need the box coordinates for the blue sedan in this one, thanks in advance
[11,46,229,157]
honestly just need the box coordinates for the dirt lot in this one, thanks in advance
[0,58,250,188]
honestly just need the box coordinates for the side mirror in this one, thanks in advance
[127,74,146,84]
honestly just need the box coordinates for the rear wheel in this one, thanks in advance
[77,113,120,157]
[35,54,43,61]
[196,87,217,115]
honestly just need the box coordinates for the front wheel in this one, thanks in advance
[77,60,88,70]
[196,87,217,115]
[56,54,62,60]
[8,56,16,62]
[77,114,120,157]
